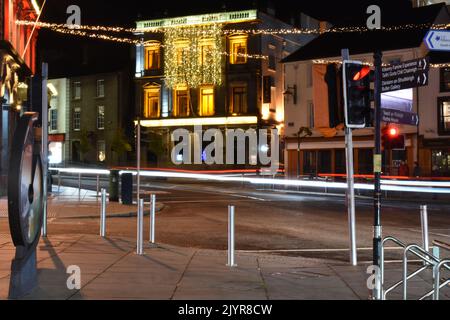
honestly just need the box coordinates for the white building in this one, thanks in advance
[281,3,450,178]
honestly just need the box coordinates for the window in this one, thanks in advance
[303,151,316,175]
[335,149,346,174]
[317,150,332,174]
[73,108,81,131]
[173,85,190,117]
[229,35,248,64]
[440,67,450,92]
[72,81,81,100]
[432,150,450,177]
[144,42,160,70]
[144,86,160,118]
[199,86,214,116]
[174,40,189,66]
[97,106,105,130]
[97,79,105,97]
[199,38,214,66]
[358,149,374,174]
[230,85,247,114]
[308,101,315,128]
[50,109,58,131]
[306,64,313,88]
[97,141,106,162]
[438,97,450,135]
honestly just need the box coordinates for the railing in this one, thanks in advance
[381,206,450,300]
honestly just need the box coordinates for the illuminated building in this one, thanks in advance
[134,9,312,169]
[0,0,41,196]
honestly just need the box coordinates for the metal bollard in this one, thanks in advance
[58,171,61,193]
[78,173,81,198]
[136,199,144,255]
[149,194,156,244]
[420,205,429,253]
[227,205,237,267]
[100,189,106,237]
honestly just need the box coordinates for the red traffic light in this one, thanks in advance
[388,127,399,137]
[352,66,371,81]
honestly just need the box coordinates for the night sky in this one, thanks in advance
[37,0,416,78]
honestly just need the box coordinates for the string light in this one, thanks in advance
[50,27,140,44]
[17,19,450,35]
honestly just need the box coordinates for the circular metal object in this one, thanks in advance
[8,113,43,248]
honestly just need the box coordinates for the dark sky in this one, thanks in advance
[37,0,415,77]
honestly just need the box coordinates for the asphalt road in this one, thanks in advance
[2,176,450,263]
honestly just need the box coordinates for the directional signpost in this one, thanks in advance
[425,30,450,52]
[381,108,419,126]
[381,57,429,93]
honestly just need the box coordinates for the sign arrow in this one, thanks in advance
[425,30,450,51]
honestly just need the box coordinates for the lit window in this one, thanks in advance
[97,79,105,97]
[174,40,189,66]
[144,42,160,70]
[50,109,58,131]
[199,86,214,116]
[229,35,248,65]
[144,86,160,118]
[97,106,105,130]
[438,97,450,135]
[73,108,81,131]
[98,141,106,162]
[199,38,214,65]
[230,84,247,114]
[173,85,190,117]
[73,81,81,100]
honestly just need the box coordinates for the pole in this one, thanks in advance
[78,173,81,199]
[96,174,100,198]
[136,198,144,255]
[227,205,236,267]
[420,205,429,253]
[137,118,141,204]
[58,170,61,193]
[373,50,383,300]
[100,189,106,237]
[342,49,357,267]
[41,62,48,237]
[297,133,300,179]
[150,194,156,244]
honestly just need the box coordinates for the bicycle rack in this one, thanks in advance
[381,236,450,300]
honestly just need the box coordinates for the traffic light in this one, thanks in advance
[382,125,405,150]
[343,61,372,129]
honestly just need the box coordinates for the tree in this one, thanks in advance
[111,128,132,158]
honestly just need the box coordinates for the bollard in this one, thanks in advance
[227,205,237,267]
[136,199,144,255]
[78,173,81,198]
[149,194,156,244]
[58,171,61,193]
[100,189,106,237]
[420,205,429,253]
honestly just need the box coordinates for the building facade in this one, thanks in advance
[134,9,312,169]
[0,0,40,196]
[282,3,450,178]
[66,71,132,167]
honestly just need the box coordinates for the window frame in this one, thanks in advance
[97,140,106,162]
[438,96,450,136]
[50,109,58,131]
[230,84,248,115]
[96,79,105,98]
[199,85,215,117]
[440,67,450,93]
[143,86,161,118]
[229,35,248,65]
[97,106,105,130]
[72,81,81,100]
[173,85,190,117]
[144,42,161,70]
[73,108,81,131]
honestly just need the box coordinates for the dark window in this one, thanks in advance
[73,108,81,131]
[303,151,316,175]
[438,97,450,135]
[72,82,81,100]
[317,150,331,174]
[440,68,450,92]
[269,54,276,71]
[358,149,373,174]
[50,109,58,131]
[335,149,346,174]
[231,86,247,114]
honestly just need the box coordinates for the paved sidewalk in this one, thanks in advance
[0,234,448,300]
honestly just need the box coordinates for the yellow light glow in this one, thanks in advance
[47,83,58,96]
[261,104,270,120]
[31,0,41,14]
[137,116,258,128]
[276,113,284,122]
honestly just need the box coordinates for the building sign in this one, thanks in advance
[381,108,419,126]
[136,10,258,30]
[381,57,429,93]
